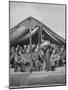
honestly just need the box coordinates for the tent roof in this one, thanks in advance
[10,16,65,46]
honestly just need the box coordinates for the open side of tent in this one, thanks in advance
[10,16,65,47]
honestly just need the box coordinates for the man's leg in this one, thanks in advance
[14,62,18,72]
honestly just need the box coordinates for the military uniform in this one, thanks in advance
[44,49,51,71]
[14,53,24,72]
[50,53,60,67]
[59,50,65,66]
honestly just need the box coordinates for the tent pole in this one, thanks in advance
[29,28,32,53]
[29,28,33,71]
[28,20,33,71]
[38,26,42,50]
[41,26,42,48]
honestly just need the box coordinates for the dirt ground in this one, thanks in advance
[9,66,66,88]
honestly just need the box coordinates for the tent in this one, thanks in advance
[10,16,65,47]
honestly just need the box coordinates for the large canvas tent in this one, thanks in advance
[10,16,65,47]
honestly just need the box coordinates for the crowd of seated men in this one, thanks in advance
[10,41,66,72]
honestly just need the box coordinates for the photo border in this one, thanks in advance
[9,1,67,89]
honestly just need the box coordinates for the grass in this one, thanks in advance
[9,66,66,87]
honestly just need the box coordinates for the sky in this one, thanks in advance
[10,2,65,39]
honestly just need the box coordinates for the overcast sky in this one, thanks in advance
[10,2,65,39]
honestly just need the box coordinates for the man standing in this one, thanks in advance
[14,50,24,72]
[44,48,51,71]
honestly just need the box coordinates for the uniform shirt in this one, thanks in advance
[15,53,21,63]
[38,50,44,58]
[50,53,60,62]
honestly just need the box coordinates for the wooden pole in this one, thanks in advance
[38,26,42,50]
[29,28,32,53]
[41,26,42,48]
[28,20,33,71]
